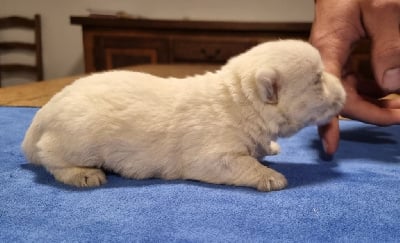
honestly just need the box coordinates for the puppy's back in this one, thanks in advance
[21,70,210,166]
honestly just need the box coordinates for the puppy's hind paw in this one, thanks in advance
[257,169,287,192]
[53,167,107,187]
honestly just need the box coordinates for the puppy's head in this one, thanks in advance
[227,40,346,137]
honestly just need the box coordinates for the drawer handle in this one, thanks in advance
[200,48,221,60]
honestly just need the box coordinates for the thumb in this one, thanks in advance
[361,1,400,93]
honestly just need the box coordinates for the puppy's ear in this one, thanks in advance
[255,68,279,104]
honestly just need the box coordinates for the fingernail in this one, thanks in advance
[383,68,400,92]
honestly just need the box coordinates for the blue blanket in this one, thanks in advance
[1,107,399,242]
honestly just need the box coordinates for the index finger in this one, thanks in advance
[318,116,340,156]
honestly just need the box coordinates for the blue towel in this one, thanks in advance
[1,107,399,242]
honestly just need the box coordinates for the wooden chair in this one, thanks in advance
[0,14,43,87]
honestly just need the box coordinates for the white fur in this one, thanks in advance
[22,40,345,191]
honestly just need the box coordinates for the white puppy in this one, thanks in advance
[22,40,345,191]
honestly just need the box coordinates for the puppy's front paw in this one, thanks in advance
[257,169,287,191]
[53,167,107,187]
[268,141,280,155]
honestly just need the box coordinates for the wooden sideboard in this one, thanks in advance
[70,16,311,73]
[70,16,373,80]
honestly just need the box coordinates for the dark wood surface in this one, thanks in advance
[70,16,312,33]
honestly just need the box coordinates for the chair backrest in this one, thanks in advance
[0,14,43,87]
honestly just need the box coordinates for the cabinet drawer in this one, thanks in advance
[172,39,256,63]
[94,36,169,70]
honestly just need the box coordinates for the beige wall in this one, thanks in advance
[0,0,314,86]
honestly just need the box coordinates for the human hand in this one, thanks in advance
[310,0,400,155]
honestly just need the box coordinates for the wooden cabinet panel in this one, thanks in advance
[93,36,169,71]
[70,17,311,73]
[71,17,371,79]
[105,49,158,69]
[171,38,257,63]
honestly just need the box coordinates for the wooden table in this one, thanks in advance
[0,64,218,107]
[1,64,398,108]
